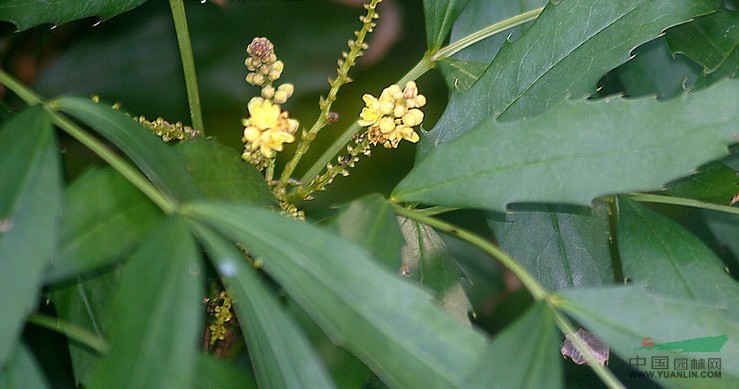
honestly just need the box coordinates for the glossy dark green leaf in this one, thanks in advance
[397,217,472,322]
[186,202,489,388]
[489,202,613,292]
[448,0,548,63]
[617,197,739,306]
[703,210,739,268]
[192,223,336,389]
[694,46,739,90]
[423,0,714,149]
[50,270,120,387]
[90,216,203,387]
[557,286,739,388]
[0,342,50,388]
[177,138,274,205]
[665,6,739,72]
[0,106,61,368]
[424,0,472,49]
[195,354,257,389]
[0,0,148,31]
[661,162,738,205]
[45,168,161,283]
[54,96,200,203]
[331,194,404,270]
[437,58,488,92]
[463,302,562,388]
[395,79,739,211]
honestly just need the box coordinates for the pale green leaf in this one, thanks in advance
[394,79,739,211]
[54,96,201,203]
[0,342,50,388]
[437,58,488,92]
[423,0,714,149]
[617,197,739,307]
[463,302,562,388]
[0,106,61,368]
[557,286,739,388]
[424,0,472,49]
[90,216,203,388]
[195,354,257,389]
[186,201,488,388]
[0,0,148,31]
[46,168,161,283]
[192,223,336,389]
[665,6,739,72]
[488,202,614,292]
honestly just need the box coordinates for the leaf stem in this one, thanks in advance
[432,6,544,61]
[391,203,548,301]
[169,0,204,133]
[548,307,625,389]
[0,68,176,214]
[628,193,739,215]
[28,313,109,354]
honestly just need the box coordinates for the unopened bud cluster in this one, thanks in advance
[241,37,298,165]
[208,291,233,346]
[137,116,199,142]
[358,81,426,148]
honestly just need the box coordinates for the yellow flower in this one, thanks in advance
[358,81,426,148]
[242,97,298,158]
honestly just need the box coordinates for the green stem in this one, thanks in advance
[391,203,548,301]
[432,6,544,61]
[297,57,434,191]
[628,193,739,215]
[413,205,459,217]
[0,68,175,214]
[169,0,204,133]
[28,314,109,354]
[549,307,625,389]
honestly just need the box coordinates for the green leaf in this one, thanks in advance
[0,342,50,388]
[424,0,472,49]
[463,302,562,388]
[617,197,739,306]
[0,0,148,31]
[191,223,336,389]
[394,79,739,211]
[488,203,614,292]
[665,6,739,72]
[437,58,488,92]
[694,46,739,90]
[331,194,404,270]
[186,202,489,388]
[45,168,162,283]
[50,271,120,387]
[177,138,274,205]
[194,354,257,389]
[397,217,472,323]
[557,286,739,388]
[90,216,203,388]
[54,96,200,203]
[661,162,738,205]
[423,0,714,149]
[0,106,61,368]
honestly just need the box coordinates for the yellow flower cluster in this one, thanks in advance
[208,291,233,346]
[358,81,426,148]
[244,37,284,87]
[242,97,298,159]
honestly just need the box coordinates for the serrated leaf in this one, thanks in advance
[398,217,472,323]
[177,138,274,205]
[54,96,200,203]
[665,6,739,72]
[424,0,472,49]
[394,79,739,211]
[617,197,739,306]
[0,106,61,369]
[331,194,404,270]
[90,216,203,388]
[186,202,488,388]
[0,342,50,388]
[423,0,714,150]
[45,168,161,283]
[463,302,562,388]
[192,224,336,389]
[557,286,739,388]
[0,0,148,31]
[488,202,614,292]
[694,46,739,90]
[661,162,738,204]
[437,58,488,92]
